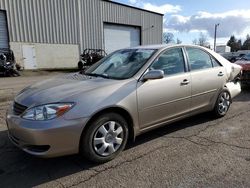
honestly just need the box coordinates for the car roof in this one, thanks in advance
[129,44,203,50]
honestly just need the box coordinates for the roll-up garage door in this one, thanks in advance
[0,10,9,49]
[104,24,140,54]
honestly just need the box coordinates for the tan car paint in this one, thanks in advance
[6,44,242,158]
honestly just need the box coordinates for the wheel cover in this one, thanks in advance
[93,121,124,157]
[218,92,230,114]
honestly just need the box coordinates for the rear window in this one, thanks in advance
[186,48,213,71]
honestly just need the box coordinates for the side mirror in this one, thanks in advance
[142,70,164,81]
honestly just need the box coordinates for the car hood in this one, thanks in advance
[235,61,250,71]
[15,73,126,107]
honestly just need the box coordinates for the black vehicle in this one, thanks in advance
[0,48,20,77]
[78,49,107,70]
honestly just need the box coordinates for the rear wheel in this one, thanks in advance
[80,113,128,163]
[213,90,231,118]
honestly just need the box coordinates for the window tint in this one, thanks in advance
[151,48,185,76]
[186,48,213,71]
[211,57,221,67]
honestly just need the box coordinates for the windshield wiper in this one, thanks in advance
[84,73,110,79]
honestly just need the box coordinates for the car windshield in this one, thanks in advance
[84,49,156,79]
[240,54,250,62]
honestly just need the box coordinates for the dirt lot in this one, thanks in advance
[0,73,250,188]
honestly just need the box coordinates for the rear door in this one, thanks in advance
[137,47,191,128]
[185,47,227,111]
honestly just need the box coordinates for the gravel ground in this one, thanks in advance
[0,74,249,188]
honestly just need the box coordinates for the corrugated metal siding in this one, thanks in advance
[101,1,142,26]
[78,0,103,50]
[0,0,163,51]
[141,12,163,45]
[0,10,9,48]
[0,0,79,44]
[101,0,163,45]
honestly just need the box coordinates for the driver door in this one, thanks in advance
[137,48,192,129]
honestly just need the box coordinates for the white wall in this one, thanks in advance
[10,42,79,69]
[216,45,231,53]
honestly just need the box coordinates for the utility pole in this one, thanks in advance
[214,23,219,51]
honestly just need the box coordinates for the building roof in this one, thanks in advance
[102,0,164,16]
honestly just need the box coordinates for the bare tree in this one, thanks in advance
[176,38,182,44]
[198,32,208,46]
[192,39,198,45]
[163,32,175,44]
[193,32,210,47]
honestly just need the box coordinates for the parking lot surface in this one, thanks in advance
[0,73,250,188]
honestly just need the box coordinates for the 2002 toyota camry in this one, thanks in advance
[6,45,242,163]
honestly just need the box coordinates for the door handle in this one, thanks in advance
[218,72,224,76]
[181,79,190,85]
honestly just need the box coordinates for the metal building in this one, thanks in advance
[0,0,163,69]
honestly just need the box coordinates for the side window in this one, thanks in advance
[186,47,213,71]
[211,57,222,67]
[151,48,185,76]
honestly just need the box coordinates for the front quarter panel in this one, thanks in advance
[63,79,139,131]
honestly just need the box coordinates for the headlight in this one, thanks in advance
[22,103,74,121]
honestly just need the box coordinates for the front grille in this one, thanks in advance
[13,102,28,115]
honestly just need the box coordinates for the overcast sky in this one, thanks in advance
[114,0,250,45]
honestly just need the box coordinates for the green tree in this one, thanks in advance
[227,35,241,52]
[242,34,250,50]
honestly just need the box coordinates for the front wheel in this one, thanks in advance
[77,61,84,70]
[11,69,20,77]
[213,90,231,118]
[80,113,128,163]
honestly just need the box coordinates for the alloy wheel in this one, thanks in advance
[93,121,124,156]
[218,92,230,114]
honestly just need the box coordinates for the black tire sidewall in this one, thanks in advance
[81,113,129,163]
[78,61,84,70]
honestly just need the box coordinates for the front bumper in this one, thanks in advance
[6,108,89,158]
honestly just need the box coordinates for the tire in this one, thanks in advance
[78,61,84,70]
[213,90,231,118]
[11,69,20,77]
[80,113,129,163]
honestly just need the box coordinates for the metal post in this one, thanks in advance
[214,23,219,51]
